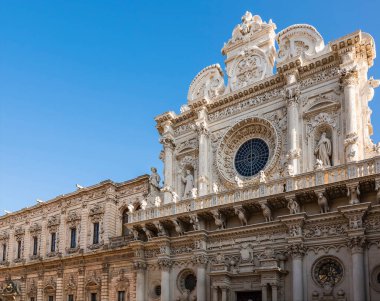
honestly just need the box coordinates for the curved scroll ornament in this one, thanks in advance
[306,112,339,138]
[216,117,281,185]
[187,64,225,103]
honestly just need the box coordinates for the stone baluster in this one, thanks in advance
[341,69,359,162]
[158,258,172,301]
[160,124,175,204]
[288,244,306,301]
[134,261,146,301]
[194,108,210,196]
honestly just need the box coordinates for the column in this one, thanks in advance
[158,258,172,301]
[194,108,210,196]
[285,87,301,174]
[261,284,268,301]
[349,237,366,301]
[341,70,359,162]
[77,266,85,301]
[221,287,227,301]
[271,284,278,301]
[134,262,146,301]
[160,132,175,204]
[195,255,207,300]
[101,264,109,301]
[56,269,63,301]
[212,286,218,301]
[292,252,303,301]
[20,276,27,301]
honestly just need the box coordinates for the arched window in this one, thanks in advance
[122,209,129,236]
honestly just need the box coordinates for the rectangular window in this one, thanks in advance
[93,222,99,245]
[90,293,97,301]
[48,296,54,301]
[33,237,38,256]
[51,232,56,253]
[117,291,125,301]
[2,243,6,261]
[17,240,21,259]
[68,295,74,301]
[31,297,35,301]
[70,228,76,249]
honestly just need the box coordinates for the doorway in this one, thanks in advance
[236,291,262,301]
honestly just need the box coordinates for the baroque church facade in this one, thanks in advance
[1,11,380,301]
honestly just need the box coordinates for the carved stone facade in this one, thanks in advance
[1,10,380,301]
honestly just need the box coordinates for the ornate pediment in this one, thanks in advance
[276,24,326,66]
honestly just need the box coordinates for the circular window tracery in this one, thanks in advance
[177,269,197,293]
[312,257,344,287]
[234,138,269,177]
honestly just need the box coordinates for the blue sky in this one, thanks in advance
[1,0,379,213]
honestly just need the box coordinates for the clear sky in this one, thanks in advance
[1,0,379,213]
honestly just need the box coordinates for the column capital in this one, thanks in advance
[192,253,208,267]
[340,68,359,87]
[159,136,175,150]
[286,243,306,259]
[346,236,366,254]
[157,258,173,271]
[284,85,301,107]
[192,120,210,136]
[133,261,147,272]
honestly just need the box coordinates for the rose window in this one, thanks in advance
[312,257,344,287]
[234,138,269,177]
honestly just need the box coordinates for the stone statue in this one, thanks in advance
[212,183,219,194]
[235,176,244,188]
[314,132,332,167]
[234,207,248,226]
[212,210,226,230]
[127,203,134,213]
[141,199,148,210]
[173,219,184,236]
[149,167,161,196]
[171,191,180,203]
[314,159,323,170]
[181,169,194,198]
[317,192,329,213]
[154,196,162,207]
[132,229,139,240]
[191,187,198,198]
[260,203,273,222]
[259,170,267,183]
[348,186,360,205]
[287,198,300,214]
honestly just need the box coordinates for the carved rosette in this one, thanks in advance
[216,117,281,185]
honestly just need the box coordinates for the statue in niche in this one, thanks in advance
[181,169,194,198]
[149,167,161,196]
[314,132,332,167]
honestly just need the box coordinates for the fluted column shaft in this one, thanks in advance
[221,288,227,301]
[160,136,175,204]
[287,99,300,173]
[196,264,207,300]
[261,285,268,301]
[212,287,218,301]
[135,268,145,301]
